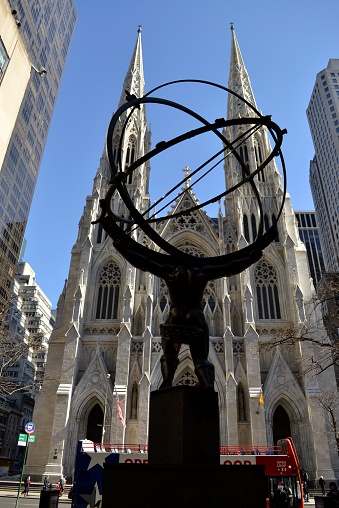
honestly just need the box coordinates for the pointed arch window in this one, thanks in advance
[96,223,108,244]
[130,382,138,419]
[243,215,250,242]
[239,145,249,165]
[239,144,249,178]
[204,281,216,312]
[125,136,136,184]
[251,214,257,241]
[159,279,169,311]
[112,137,120,168]
[272,214,279,242]
[96,261,121,320]
[255,260,281,320]
[237,383,246,421]
[264,214,270,232]
[255,141,265,182]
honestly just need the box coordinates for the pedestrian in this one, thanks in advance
[58,475,66,496]
[319,476,326,495]
[68,486,74,500]
[22,475,31,496]
[43,476,49,490]
[303,481,309,502]
[271,480,288,507]
[327,482,339,502]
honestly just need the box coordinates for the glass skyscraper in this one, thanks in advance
[307,59,339,273]
[0,0,77,305]
[295,211,325,287]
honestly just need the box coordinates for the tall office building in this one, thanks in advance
[307,59,339,273]
[295,211,325,287]
[0,0,77,306]
[27,27,339,483]
[0,261,55,461]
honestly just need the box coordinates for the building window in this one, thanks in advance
[237,383,246,421]
[255,260,281,320]
[125,137,136,184]
[0,38,9,84]
[243,215,250,242]
[251,214,257,241]
[112,137,120,168]
[255,141,265,182]
[95,261,121,319]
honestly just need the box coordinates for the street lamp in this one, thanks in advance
[31,64,46,76]
[101,374,111,445]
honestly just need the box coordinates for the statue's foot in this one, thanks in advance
[195,359,215,389]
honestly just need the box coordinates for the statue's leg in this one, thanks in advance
[159,338,180,389]
[190,325,215,389]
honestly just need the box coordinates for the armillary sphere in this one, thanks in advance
[96,79,287,266]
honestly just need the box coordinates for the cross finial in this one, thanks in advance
[138,25,142,33]
[182,166,191,188]
[230,22,234,31]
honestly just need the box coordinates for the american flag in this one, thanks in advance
[115,388,126,428]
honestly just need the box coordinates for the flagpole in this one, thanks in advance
[114,384,126,428]
[256,387,264,414]
[101,374,111,445]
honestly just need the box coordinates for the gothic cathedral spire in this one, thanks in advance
[118,25,145,108]
[227,23,257,120]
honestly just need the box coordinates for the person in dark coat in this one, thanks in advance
[272,481,288,507]
[22,475,30,496]
[319,476,326,495]
[43,476,49,490]
[327,482,339,503]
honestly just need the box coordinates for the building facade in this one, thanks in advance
[295,211,325,287]
[308,59,339,273]
[11,262,55,391]
[0,0,77,307]
[0,262,55,461]
[0,2,30,169]
[27,28,339,483]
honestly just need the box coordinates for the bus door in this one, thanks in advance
[269,476,303,508]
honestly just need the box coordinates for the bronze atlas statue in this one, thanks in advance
[94,80,287,390]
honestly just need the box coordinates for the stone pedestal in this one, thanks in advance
[102,385,267,507]
[102,463,266,508]
[148,385,220,465]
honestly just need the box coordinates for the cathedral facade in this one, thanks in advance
[27,27,339,482]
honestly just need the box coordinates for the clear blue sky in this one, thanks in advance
[24,0,339,307]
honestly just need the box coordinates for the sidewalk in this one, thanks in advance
[0,490,71,503]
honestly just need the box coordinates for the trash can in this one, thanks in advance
[39,489,59,508]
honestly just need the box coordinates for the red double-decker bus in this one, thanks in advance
[73,437,303,508]
[220,438,304,507]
